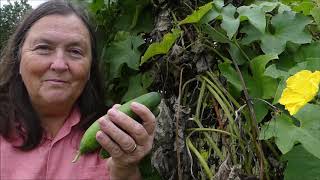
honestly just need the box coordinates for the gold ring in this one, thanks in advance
[129,144,137,153]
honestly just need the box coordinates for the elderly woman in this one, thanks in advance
[0,0,156,179]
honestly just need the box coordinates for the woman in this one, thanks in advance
[0,1,156,179]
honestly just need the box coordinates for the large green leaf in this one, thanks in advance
[237,4,266,33]
[272,77,286,104]
[294,42,320,62]
[121,73,149,103]
[292,1,314,15]
[218,62,242,92]
[249,54,279,99]
[228,43,247,65]
[114,0,152,33]
[264,64,288,79]
[241,11,312,55]
[260,104,320,159]
[179,2,213,25]
[89,0,105,14]
[200,0,224,23]
[201,24,229,43]
[220,4,240,39]
[282,145,320,180]
[141,29,182,64]
[219,54,278,99]
[252,99,269,123]
[311,7,320,28]
[255,2,291,13]
[105,32,145,79]
[250,54,278,77]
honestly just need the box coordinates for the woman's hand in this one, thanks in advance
[96,102,156,180]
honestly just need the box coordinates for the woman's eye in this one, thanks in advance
[69,48,83,57]
[34,45,51,54]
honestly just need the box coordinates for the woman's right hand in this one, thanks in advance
[96,103,156,180]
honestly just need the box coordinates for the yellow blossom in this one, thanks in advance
[279,70,320,115]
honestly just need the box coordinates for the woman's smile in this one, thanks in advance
[19,14,91,107]
[44,79,69,85]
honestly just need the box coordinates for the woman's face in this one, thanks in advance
[20,14,92,109]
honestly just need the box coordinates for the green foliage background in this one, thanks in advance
[2,0,320,179]
[0,0,32,51]
[87,0,320,179]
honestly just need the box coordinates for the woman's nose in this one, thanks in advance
[49,50,69,72]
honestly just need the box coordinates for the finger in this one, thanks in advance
[98,117,137,153]
[107,108,149,145]
[130,102,156,135]
[96,130,124,158]
[112,104,121,109]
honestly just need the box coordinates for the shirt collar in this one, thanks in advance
[46,105,81,144]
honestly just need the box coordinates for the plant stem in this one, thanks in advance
[204,43,232,63]
[175,67,184,180]
[187,128,235,138]
[201,75,234,112]
[204,83,240,164]
[205,83,239,137]
[193,79,225,159]
[205,71,241,108]
[229,55,267,180]
[233,39,251,62]
[186,138,214,179]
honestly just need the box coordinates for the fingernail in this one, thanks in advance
[96,131,104,140]
[98,118,107,128]
[131,102,141,109]
[108,108,117,118]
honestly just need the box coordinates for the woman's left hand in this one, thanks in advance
[96,102,156,180]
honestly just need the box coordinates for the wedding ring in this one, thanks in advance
[129,144,137,153]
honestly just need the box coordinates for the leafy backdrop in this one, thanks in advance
[2,0,320,179]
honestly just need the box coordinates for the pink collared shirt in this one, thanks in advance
[0,107,109,180]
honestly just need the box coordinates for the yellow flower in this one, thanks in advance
[279,70,320,115]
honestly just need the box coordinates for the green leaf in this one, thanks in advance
[141,71,155,89]
[219,54,278,99]
[252,99,269,123]
[272,77,286,104]
[241,11,312,55]
[213,0,224,10]
[140,154,162,180]
[250,54,279,99]
[292,1,314,15]
[311,7,320,27]
[260,104,320,159]
[199,0,224,23]
[294,42,320,63]
[259,113,297,152]
[256,2,291,13]
[141,29,182,64]
[105,33,145,79]
[282,145,320,180]
[218,62,242,92]
[228,43,247,65]
[114,0,151,32]
[89,0,105,14]
[237,5,266,32]
[200,8,220,24]
[221,4,240,39]
[179,2,213,25]
[121,73,149,103]
[250,54,278,77]
[201,24,229,43]
[264,64,288,79]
